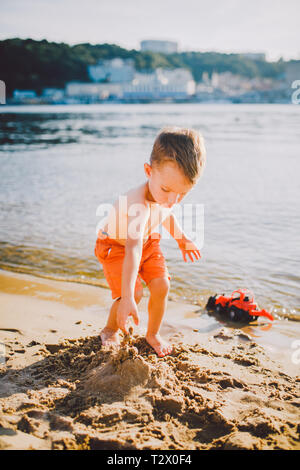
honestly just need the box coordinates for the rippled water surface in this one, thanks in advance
[0,103,299,317]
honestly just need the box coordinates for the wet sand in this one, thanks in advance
[0,269,299,450]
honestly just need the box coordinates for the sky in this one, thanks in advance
[1,0,299,61]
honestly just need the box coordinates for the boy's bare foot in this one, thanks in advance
[100,327,120,347]
[145,333,173,358]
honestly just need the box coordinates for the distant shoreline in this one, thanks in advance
[2,96,293,106]
[0,100,296,109]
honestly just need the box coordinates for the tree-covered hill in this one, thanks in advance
[0,38,286,96]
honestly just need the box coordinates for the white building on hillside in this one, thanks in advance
[123,68,195,100]
[65,82,122,101]
[42,88,64,102]
[140,40,178,54]
[13,90,37,99]
[88,58,135,83]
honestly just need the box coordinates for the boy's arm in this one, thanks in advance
[117,203,150,333]
[121,238,144,299]
[162,212,201,262]
[162,212,189,244]
[121,204,150,298]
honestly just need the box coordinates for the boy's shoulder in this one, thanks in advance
[120,182,149,209]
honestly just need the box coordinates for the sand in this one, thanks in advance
[0,269,299,450]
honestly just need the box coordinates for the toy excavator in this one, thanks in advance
[206,288,274,324]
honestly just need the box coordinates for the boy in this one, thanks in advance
[95,127,206,357]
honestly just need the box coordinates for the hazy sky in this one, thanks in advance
[1,0,299,61]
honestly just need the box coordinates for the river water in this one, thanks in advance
[0,103,299,320]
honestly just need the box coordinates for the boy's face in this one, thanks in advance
[144,161,195,208]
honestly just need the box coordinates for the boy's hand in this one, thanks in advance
[177,237,201,263]
[116,296,139,335]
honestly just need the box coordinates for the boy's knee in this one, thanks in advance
[148,277,170,297]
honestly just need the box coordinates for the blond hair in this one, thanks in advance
[150,127,206,184]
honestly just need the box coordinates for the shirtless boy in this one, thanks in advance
[95,127,206,357]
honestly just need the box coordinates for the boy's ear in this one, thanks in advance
[144,162,152,178]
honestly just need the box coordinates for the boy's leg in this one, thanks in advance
[100,298,121,346]
[145,276,173,357]
[100,287,143,346]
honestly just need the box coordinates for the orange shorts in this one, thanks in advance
[94,231,171,300]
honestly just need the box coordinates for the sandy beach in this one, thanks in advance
[0,268,299,450]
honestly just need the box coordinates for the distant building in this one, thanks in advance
[201,72,210,85]
[196,84,213,93]
[240,52,266,61]
[13,90,37,100]
[42,88,64,102]
[210,72,220,88]
[88,58,135,83]
[140,40,178,54]
[65,82,122,101]
[285,61,300,87]
[205,71,275,96]
[212,72,251,93]
[123,68,195,100]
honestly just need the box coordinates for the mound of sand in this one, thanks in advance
[0,329,299,450]
[83,345,152,397]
